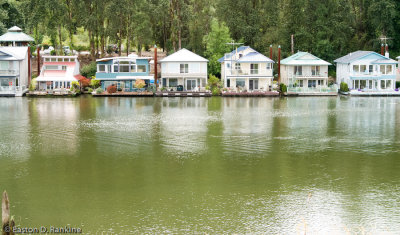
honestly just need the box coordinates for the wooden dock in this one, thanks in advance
[155,91,212,97]
[222,91,279,97]
[93,92,154,97]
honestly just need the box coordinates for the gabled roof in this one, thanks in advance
[280,51,331,66]
[160,48,208,62]
[334,51,396,64]
[237,51,274,63]
[218,46,250,62]
[0,26,34,42]
[0,47,27,60]
[96,56,151,62]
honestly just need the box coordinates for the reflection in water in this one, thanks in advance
[0,96,400,233]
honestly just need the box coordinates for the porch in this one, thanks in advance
[225,77,274,92]
[161,77,207,92]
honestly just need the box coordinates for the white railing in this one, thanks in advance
[289,73,327,78]
[0,85,26,94]
[0,70,19,75]
[227,69,272,76]
[287,85,338,93]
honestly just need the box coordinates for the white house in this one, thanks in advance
[280,51,334,93]
[160,48,208,91]
[0,47,30,96]
[335,51,398,93]
[219,46,274,91]
[35,56,81,92]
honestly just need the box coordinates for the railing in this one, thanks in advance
[351,71,396,76]
[287,85,338,93]
[227,69,272,76]
[0,70,19,75]
[289,73,326,78]
[0,85,26,94]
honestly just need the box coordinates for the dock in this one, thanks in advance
[155,91,212,97]
[222,91,279,97]
[93,91,154,97]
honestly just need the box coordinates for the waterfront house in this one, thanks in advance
[280,52,335,94]
[0,26,34,47]
[95,54,153,91]
[160,48,208,91]
[0,47,30,96]
[335,51,398,94]
[219,46,274,91]
[35,56,81,93]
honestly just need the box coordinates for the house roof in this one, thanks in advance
[237,51,274,63]
[0,46,28,60]
[218,46,250,62]
[334,51,396,64]
[0,26,34,42]
[280,51,331,66]
[36,61,80,82]
[96,56,151,62]
[160,48,208,62]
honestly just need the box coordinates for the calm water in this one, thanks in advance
[0,96,400,234]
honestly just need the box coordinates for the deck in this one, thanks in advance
[349,91,400,96]
[222,91,279,97]
[93,91,154,97]
[287,92,338,96]
[155,91,212,97]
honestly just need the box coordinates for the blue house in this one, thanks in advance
[95,55,154,91]
[335,51,398,94]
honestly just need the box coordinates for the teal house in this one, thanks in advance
[95,55,153,91]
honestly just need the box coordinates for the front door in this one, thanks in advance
[186,79,196,91]
[249,79,258,90]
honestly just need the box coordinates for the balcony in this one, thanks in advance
[226,68,272,76]
[0,69,19,76]
[289,72,327,78]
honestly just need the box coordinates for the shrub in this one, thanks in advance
[396,81,400,89]
[134,79,146,89]
[79,76,91,89]
[29,78,37,91]
[70,81,80,93]
[161,87,167,91]
[88,88,93,93]
[207,74,222,95]
[280,83,287,93]
[95,87,104,94]
[107,84,117,93]
[90,79,101,89]
[340,82,349,92]
[81,62,97,78]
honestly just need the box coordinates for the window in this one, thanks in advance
[0,79,9,86]
[61,66,67,70]
[355,80,359,89]
[368,80,373,89]
[162,78,166,87]
[386,65,392,74]
[308,80,316,88]
[119,61,130,73]
[360,65,366,73]
[299,80,304,87]
[236,79,245,87]
[57,58,63,62]
[137,65,146,73]
[45,65,59,70]
[227,63,230,68]
[250,64,259,74]
[294,66,302,75]
[98,65,106,72]
[113,65,119,73]
[45,58,50,62]
[369,65,373,74]
[353,65,359,73]
[169,78,178,87]
[235,63,241,70]
[180,64,188,73]
[386,80,392,89]
[380,65,385,74]
[51,58,57,62]
[381,80,386,89]
[360,80,366,89]
[130,65,136,72]
[312,66,320,76]
[266,63,271,70]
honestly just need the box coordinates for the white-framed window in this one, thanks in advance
[137,65,146,72]
[180,64,188,73]
[235,63,241,70]
[227,63,230,68]
[45,65,59,70]
[311,66,320,76]
[294,66,302,75]
[250,64,259,74]
[98,64,106,72]
[266,63,271,70]
[45,58,50,62]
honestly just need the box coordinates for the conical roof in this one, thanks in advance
[0,26,34,42]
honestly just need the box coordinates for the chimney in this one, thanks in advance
[278,45,281,84]
[381,44,385,56]
[385,44,389,58]
[154,45,158,91]
[37,46,41,76]
[269,44,273,59]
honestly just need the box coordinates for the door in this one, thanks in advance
[186,79,196,91]
[249,79,258,90]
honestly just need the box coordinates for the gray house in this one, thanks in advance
[0,47,30,96]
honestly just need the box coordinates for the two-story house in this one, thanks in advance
[95,55,153,92]
[160,48,208,91]
[219,46,274,91]
[35,56,81,92]
[280,52,333,94]
[335,51,398,93]
[0,47,30,96]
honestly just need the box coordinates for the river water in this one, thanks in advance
[0,96,399,234]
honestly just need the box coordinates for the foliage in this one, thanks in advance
[90,79,101,89]
[88,88,93,93]
[107,84,117,93]
[95,87,104,94]
[134,79,146,89]
[29,78,37,91]
[280,83,287,93]
[396,81,400,89]
[79,76,91,88]
[71,81,80,93]
[81,62,97,78]
[340,82,349,92]
[207,74,222,96]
